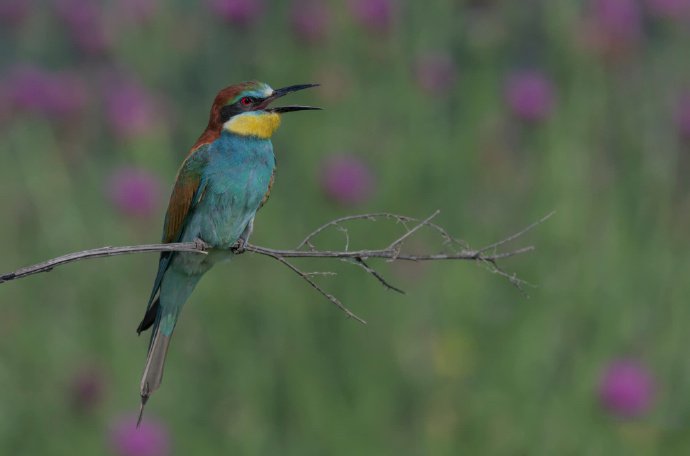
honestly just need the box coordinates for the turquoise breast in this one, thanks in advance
[181,132,275,251]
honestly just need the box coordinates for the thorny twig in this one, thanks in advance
[296,212,465,251]
[0,211,553,323]
[347,257,405,294]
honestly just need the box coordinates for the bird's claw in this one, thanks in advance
[230,239,246,254]
[193,238,209,251]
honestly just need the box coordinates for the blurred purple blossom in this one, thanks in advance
[209,0,263,25]
[290,1,330,44]
[675,92,690,140]
[109,414,170,456]
[320,154,375,206]
[413,52,457,96]
[69,365,105,413]
[646,0,690,19]
[584,0,642,57]
[3,65,87,119]
[0,0,31,26]
[598,359,655,418]
[54,0,111,56]
[107,167,162,219]
[105,79,157,139]
[504,70,555,123]
[349,0,394,33]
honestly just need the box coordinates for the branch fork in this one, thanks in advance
[0,211,554,323]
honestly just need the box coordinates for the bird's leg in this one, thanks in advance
[231,218,254,254]
[193,238,209,251]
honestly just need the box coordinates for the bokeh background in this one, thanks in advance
[1,0,690,454]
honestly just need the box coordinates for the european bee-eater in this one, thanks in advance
[136,81,319,423]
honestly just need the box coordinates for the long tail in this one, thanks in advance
[138,269,202,426]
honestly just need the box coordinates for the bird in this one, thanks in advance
[135,81,320,424]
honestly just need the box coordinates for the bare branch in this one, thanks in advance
[242,244,534,262]
[262,253,367,325]
[478,211,555,253]
[0,243,206,284]
[296,213,380,250]
[0,212,551,322]
[479,257,533,293]
[346,257,405,294]
[295,211,462,251]
[386,210,441,253]
[303,271,338,277]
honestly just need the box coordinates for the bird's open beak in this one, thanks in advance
[265,84,321,113]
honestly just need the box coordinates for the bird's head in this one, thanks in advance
[208,81,320,139]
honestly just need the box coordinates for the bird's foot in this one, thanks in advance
[230,238,247,254]
[193,238,209,251]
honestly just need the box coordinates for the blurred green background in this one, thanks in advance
[2,0,690,454]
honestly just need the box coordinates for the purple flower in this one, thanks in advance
[598,359,655,418]
[413,52,457,96]
[4,66,48,113]
[349,0,393,33]
[70,365,105,413]
[0,0,31,26]
[109,414,170,456]
[4,65,87,119]
[45,72,88,117]
[107,167,162,218]
[592,0,642,39]
[646,0,690,19]
[290,1,330,44]
[675,92,690,140]
[320,154,375,206]
[104,79,157,139]
[584,0,642,57]
[504,69,555,123]
[209,0,263,25]
[54,0,111,55]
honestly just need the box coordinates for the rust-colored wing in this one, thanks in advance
[137,145,210,334]
[162,145,210,244]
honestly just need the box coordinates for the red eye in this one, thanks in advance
[240,97,252,106]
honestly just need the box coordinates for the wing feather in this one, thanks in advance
[162,144,210,243]
[137,144,210,333]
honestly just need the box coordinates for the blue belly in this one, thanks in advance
[178,133,275,253]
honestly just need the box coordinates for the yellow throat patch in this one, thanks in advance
[223,112,282,139]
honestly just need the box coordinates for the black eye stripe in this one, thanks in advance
[219,96,263,123]
[219,105,236,123]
